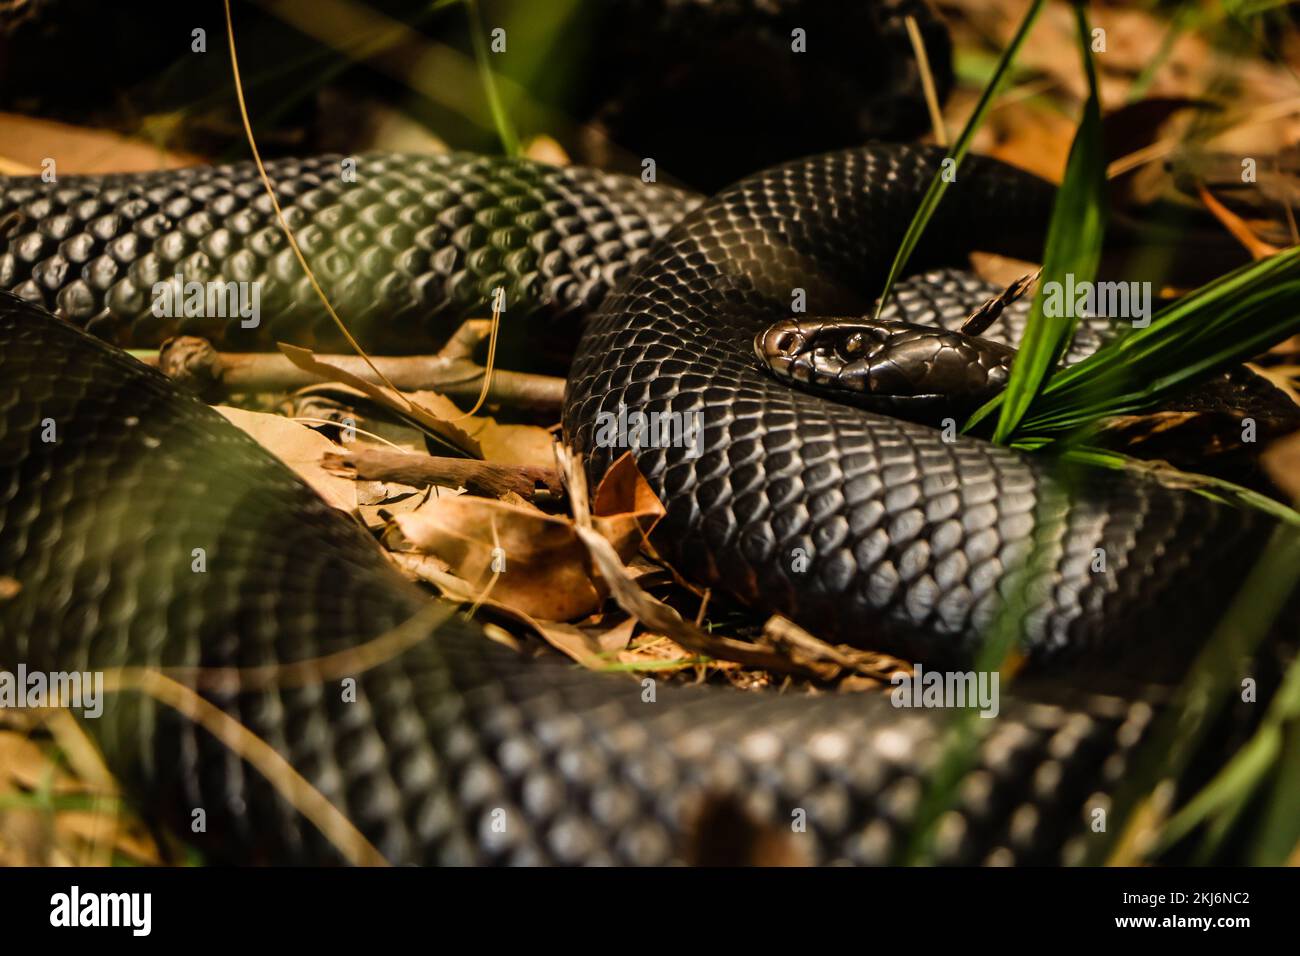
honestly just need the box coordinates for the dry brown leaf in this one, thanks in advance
[291,383,553,467]
[468,421,558,469]
[53,811,159,864]
[383,451,664,622]
[389,552,621,666]
[278,345,482,457]
[0,112,201,174]
[356,480,429,530]
[216,406,358,513]
[388,495,607,620]
[523,134,570,166]
[557,446,841,678]
[0,724,160,867]
[0,729,80,795]
[400,389,555,469]
[1262,430,1300,502]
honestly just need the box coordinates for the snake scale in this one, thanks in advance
[0,142,1294,865]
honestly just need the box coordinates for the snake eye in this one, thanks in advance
[836,333,865,358]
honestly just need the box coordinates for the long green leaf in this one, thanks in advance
[1054,447,1300,526]
[873,0,1046,320]
[1081,524,1300,865]
[1154,642,1300,861]
[964,244,1300,447]
[986,5,1106,444]
[1155,724,1279,854]
[465,0,521,156]
[1021,252,1300,436]
[1248,720,1300,864]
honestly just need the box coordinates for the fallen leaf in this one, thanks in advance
[383,452,664,622]
[1262,430,1300,502]
[402,389,556,469]
[387,496,604,620]
[216,406,358,514]
[0,112,201,174]
[278,345,482,457]
[556,445,839,678]
[389,552,623,667]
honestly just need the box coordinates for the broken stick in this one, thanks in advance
[323,445,564,501]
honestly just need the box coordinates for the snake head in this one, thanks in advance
[755,318,1016,425]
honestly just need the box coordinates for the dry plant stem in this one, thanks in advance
[554,444,842,679]
[1196,183,1280,259]
[760,615,912,683]
[325,446,564,500]
[906,15,948,147]
[136,319,565,411]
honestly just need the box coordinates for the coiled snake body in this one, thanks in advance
[0,145,1292,865]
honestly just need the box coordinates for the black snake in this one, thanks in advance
[0,143,1294,865]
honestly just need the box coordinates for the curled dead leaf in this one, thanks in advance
[1262,429,1300,502]
[382,450,664,622]
[278,344,482,457]
[216,406,357,514]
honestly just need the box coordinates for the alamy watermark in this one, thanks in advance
[50,886,150,936]
[890,664,999,718]
[151,273,261,329]
[593,402,704,459]
[1041,273,1151,328]
[0,664,103,718]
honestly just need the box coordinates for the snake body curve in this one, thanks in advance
[0,146,1291,865]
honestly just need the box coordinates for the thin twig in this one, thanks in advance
[324,445,564,500]
[906,15,948,147]
[135,319,564,412]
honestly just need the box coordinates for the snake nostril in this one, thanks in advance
[757,326,802,363]
[769,329,803,355]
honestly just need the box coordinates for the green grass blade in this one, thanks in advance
[1154,641,1300,862]
[464,0,521,156]
[1081,523,1300,864]
[873,0,1046,320]
[987,5,1106,444]
[1248,720,1300,864]
[965,244,1300,449]
[1154,724,1279,854]
[1019,254,1300,436]
[1054,447,1300,525]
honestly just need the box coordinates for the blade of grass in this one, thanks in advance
[1026,262,1300,437]
[1083,523,1300,865]
[1247,718,1300,864]
[1126,3,1201,102]
[964,245,1300,446]
[1153,642,1300,862]
[985,4,1106,444]
[465,0,521,156]
[873,0,1046,320]
[905,15,947,146]
[1053,446,1300,527]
